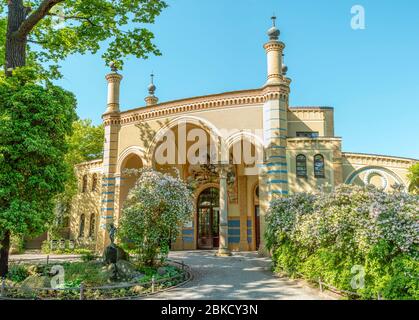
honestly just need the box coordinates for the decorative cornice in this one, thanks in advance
[116,88,286,126]
[263,41,285,52]
[105,73,123,83]
[289,106,334,111]
[342,152,417,168]
[75,159,103,172]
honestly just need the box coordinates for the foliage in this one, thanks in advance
[10,234,25,254]
[119,168,194,266]
[265,185,419,300]
[60,261,107,286]
[407,163,419,195]
[40,240,92,255]
[5,261,185,299]
[6,264,29,283]
[0,68,77,242]
[1,0,168,77]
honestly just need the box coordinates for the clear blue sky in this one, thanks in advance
[55,0,419,159]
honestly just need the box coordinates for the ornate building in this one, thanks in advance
[70,18,417,254]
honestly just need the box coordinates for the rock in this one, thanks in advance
[157,267,167,276]
[103,244,129,264]
[132,285,145,294]
[103,244,118,264]
[115,260,138,280]
[20,275,50,295]
[102,263,118,282]
[116,246,129,261]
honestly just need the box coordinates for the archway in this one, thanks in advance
[197,187,220,249]
[118,153,144,217]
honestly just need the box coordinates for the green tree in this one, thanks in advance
[2,0,167,76]
[0,68,77,276]
[407,163,419,195]
[52,119,104,236]
[119,168,194,266]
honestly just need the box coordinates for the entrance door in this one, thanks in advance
[197,188,220,249]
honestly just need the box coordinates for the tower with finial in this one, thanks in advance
[99,62,123,251]
[145,73,159,106]
[259,16,291,252]
[263,14,286,86]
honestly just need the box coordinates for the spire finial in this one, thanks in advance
[148,72,156,96]
[271,14,276,27]
[267,15,280,40]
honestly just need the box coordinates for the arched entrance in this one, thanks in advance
[197,187,220,249]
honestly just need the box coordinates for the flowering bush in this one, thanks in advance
[265,185,419,299]
[118,168,194,266]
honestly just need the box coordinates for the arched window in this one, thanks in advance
[296,155,307,177]
[314,154,325,178]
[79,214,85,238]
[92,174,98,192]
[89,214,96,238]
[82,175,88,193]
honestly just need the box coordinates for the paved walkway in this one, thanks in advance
[10,252,81,263]
[148,251,333,300]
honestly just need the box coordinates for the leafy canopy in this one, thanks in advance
[0,67,77,239]
[1,0,168,76]
[407,163,419,194]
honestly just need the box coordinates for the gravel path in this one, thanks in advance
[148,250,333,300]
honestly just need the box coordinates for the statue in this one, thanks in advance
[103,222,129,266]
[108,223,117,245]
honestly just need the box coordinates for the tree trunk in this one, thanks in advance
[0,231,11,278]
[5,0,27,76]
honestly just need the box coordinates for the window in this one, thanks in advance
[296,154,307,177]
[296,131,319,138]
[79,214,85,238]
[314,154,325,178]
[89,214,96,238]
[82,175,88,193]
[92,174,98,192]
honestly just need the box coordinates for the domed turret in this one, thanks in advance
[267,15,280,40]
[145,73,159,106]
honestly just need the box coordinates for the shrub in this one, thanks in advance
[265,185,419,300]
[7,264,29,283]
[119,168,194,266]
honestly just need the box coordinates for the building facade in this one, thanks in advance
[70,19,417,254]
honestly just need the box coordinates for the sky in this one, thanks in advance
[55,0,419,160]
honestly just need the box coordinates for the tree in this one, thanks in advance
[407,163,419,195]
[52,119,104,236]
[118,168,194,266]
[2,0,168,76]
[0,68,77,276]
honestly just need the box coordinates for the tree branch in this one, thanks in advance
[13,0,65,40]
[47,13,101,28]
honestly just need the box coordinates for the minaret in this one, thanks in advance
[98,62,122,252]
[104,62,123,114]
[145,73,159,106]
[259,16,291,254]
[264,16,285,86]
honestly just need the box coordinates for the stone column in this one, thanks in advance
[217,165,231,256]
